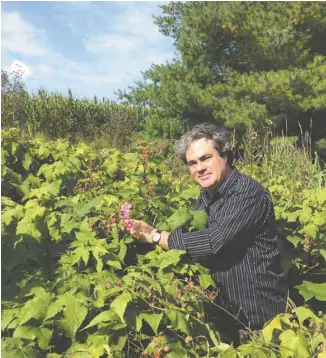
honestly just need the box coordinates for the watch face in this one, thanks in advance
[153,231,161,243]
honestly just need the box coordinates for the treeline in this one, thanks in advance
[1,70,156,149]
[2,2,326,153]
[119,2,326,150]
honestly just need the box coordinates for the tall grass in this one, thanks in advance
[240,126,325,189]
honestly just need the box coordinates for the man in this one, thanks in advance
[129,123,287,342]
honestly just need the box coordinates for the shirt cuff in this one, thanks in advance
[168,227,186,251]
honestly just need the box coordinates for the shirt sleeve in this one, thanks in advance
[168,190,270,261]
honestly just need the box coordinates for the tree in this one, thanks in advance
[119,2,326,141]
[1,69,28,128]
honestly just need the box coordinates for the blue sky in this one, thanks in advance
[1,1,176,100]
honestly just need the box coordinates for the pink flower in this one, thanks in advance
[121,202,132,212]
[120,211,130,219]
[125,219,133,230]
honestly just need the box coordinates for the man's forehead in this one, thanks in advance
[186,138,215,158]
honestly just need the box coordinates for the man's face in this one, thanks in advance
[186,138,229,192]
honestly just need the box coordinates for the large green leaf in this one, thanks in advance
[296,281,326,302]
[1,337,41,358]
[44,299,64,321]
[319,249,326,261]
[198,273,216,290]
[71,247,90,266]
[77,196,102,217]
[140,313,163,334]
[159,250,185,270]
[300,223,318,239]
[13,325,52,350]
[167,310,190,334]
[58,295,88,339]
[2,308,19,331]
[279,329,310,358]
[166,209,192,231]
[110,292,132,323]
[262,316,282,343]
[125,308,143,332]
[17,287,52,326]
[82,311,113,331]
[190,210,208,230]
[2,205,24,226]
[165,341,189,358]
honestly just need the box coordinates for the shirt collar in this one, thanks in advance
[200,167,239,206]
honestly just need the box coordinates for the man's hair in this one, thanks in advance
[178,123,233,165]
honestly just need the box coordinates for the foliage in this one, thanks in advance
[119,2,326,147]
[1,71,154,149]
[2,130,326,357]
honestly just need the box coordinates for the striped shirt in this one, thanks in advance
[168,167,287,329]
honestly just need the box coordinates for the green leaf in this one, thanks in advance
[71,247,90,266]
[107,329,127,351]
[2,205,24,226]
[125,308,143,332]
[92,248,105,272]
[284,211,300,223]
[299,207,312,225]
[2,308,19,331]
[190,210,208,230]
[17,287,52,325]
[292,306,319,325]
[140,313,163,334]
[167,310,190,334]
[1,337,41,358]
[58,295,88,339]
[105,252,122,270]
[166,209,192,231]
[159,250,185,270]
[117,241,127,263]
[22,152,33,171]
[82,311,114,331]
[319,249,326,261]
[262,316,282,343]
[279,329,310,358]
[286,235,301,248]
[77,196,102,217]
[13,325,52,350]
[1,196,18,208]
[44,296,66,321]
[110,292,132,323]
[165,341,188,358]
[300,223,318,239]
[198,273,216,290]
[296,281,326,302]
[311,212,326,227]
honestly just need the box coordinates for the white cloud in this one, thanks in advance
[1,3,175,99]
[84,34,138,54]
[114,10,165,43]
[1,12,49,56]
[36,64,55,76]
[57,70,129,85]
[8,60,33,79]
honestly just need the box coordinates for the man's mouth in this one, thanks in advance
[199,174,211,180]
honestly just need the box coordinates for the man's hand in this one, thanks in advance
[128,219,170,250]
[128,219,155,244]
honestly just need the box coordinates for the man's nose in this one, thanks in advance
[197,162,206,173]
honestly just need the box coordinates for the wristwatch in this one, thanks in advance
[152,230,162,245]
